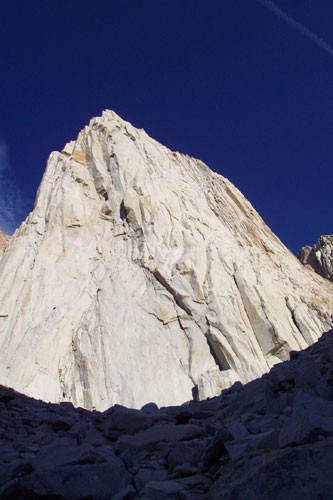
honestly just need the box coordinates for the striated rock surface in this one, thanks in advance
[298,235,333,282]
[0,110,332,410]
[1,330,333,499]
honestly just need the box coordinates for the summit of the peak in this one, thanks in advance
[86,109,145,141]
[89,109,133,128]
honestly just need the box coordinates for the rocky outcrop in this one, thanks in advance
[1,330,333,499]
[0,110,332,410]
[298,235,333,282]
[0,228,9,257]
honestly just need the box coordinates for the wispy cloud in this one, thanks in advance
[256,0,333,57]
[0,141,32,235]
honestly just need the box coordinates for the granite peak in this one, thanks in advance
[0,110,332,410]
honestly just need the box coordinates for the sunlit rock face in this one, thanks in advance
[0,110,332,410]
[298,235,333,282]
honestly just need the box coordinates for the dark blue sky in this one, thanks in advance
[0,0,332,253]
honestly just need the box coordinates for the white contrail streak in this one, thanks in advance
[256,0,333,57]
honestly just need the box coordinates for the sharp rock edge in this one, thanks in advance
[0,110,332,410]
[0,229,9,257]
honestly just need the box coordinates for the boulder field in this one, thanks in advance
[1,329,333,499]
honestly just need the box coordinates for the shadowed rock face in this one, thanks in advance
[0,110,332,410]
[1,330,333,499]
[298,235,333,282]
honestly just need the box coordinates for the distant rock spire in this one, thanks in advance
[298,235,333,282]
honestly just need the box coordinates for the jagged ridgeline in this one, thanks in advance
[0,229,9,255]
[0,111,332,410]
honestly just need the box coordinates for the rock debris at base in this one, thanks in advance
[1,329,333,499]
